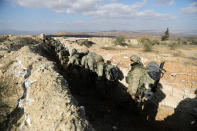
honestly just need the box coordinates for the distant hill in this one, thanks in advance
[1,30,197,39]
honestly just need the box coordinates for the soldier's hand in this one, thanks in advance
[131,95,135,100]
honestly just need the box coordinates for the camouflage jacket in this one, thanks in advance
[67,54,80,66]
[126,63,154,97]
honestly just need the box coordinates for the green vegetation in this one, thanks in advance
[161,28,170,41]
[190,38,197,45]
[168,41,177,50]
[152,39,160,45]
[139,36,153,52]
[78,40,95,48]
[143,42,153,52]
[113,35,125,46]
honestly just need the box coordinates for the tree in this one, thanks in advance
[161,28,170,41]
[114,35,125,45]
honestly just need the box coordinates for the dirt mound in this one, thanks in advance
[0,43,92,130]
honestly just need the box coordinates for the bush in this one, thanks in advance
[152,39,160,45]
[168,42,177,50]
[113,35,125,45]
[79,40,95,48]
[143,41,153,52]
[139,36,151,44]
[191,39,197,45]
[139,37,153,51]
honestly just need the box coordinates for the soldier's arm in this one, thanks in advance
[67,57,74,66]
[97,62,104,77]
[127,69,141,96]
[81,57,85,66]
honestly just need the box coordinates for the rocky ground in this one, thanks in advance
[0,35,197,131]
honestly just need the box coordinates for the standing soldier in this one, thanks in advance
[126,55,154,109]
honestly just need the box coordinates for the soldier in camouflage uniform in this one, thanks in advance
[104,60,124,81]
[58,49,69,65]
[67,48,80,67]
[85,52,104,77]
[126,55,154,105]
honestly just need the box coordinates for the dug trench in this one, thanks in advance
[31,42,174,131]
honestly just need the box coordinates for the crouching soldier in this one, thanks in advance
[105,60,124,82]
[67,48,80,68]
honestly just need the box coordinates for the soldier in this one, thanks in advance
[126,55,154,106]
[104,60,124,81]
[86,52,104,77]
[67,48,80,68]
[81,55,89,69]
[81,49,90,69]
[58,49,69,65]
[78,48,89,59]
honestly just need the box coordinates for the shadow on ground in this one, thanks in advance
[31,42,197,131]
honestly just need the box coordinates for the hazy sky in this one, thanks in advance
[0,0,197,33]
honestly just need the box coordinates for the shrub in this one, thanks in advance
[143,41,153,52]
[152,39,160,45]
[113,35,125,45]
[79,40,95,48]
[139,37,153,51]
[191,39,197,45]
[168,41,177,50]
[139,36,151,44]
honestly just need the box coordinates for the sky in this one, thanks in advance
[0,0,197,33]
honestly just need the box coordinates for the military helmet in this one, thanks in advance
[130,55,141,63]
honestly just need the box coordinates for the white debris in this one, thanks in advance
[18,99,24,108]
[26,99,34,105]
[25,114,31,127]
[24,81,31,88]
[170,72,176,77]
[19,114,31,131]
[123,56,128,59]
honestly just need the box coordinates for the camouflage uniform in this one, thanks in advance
[86,53,104,76]
[104,61,124,81]
[81,55,89,69]
[67,49,80,67]
[126,55,154,103]
[58,49,69,65]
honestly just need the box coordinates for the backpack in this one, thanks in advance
[105,65,124,81]
[146,61,161,82]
